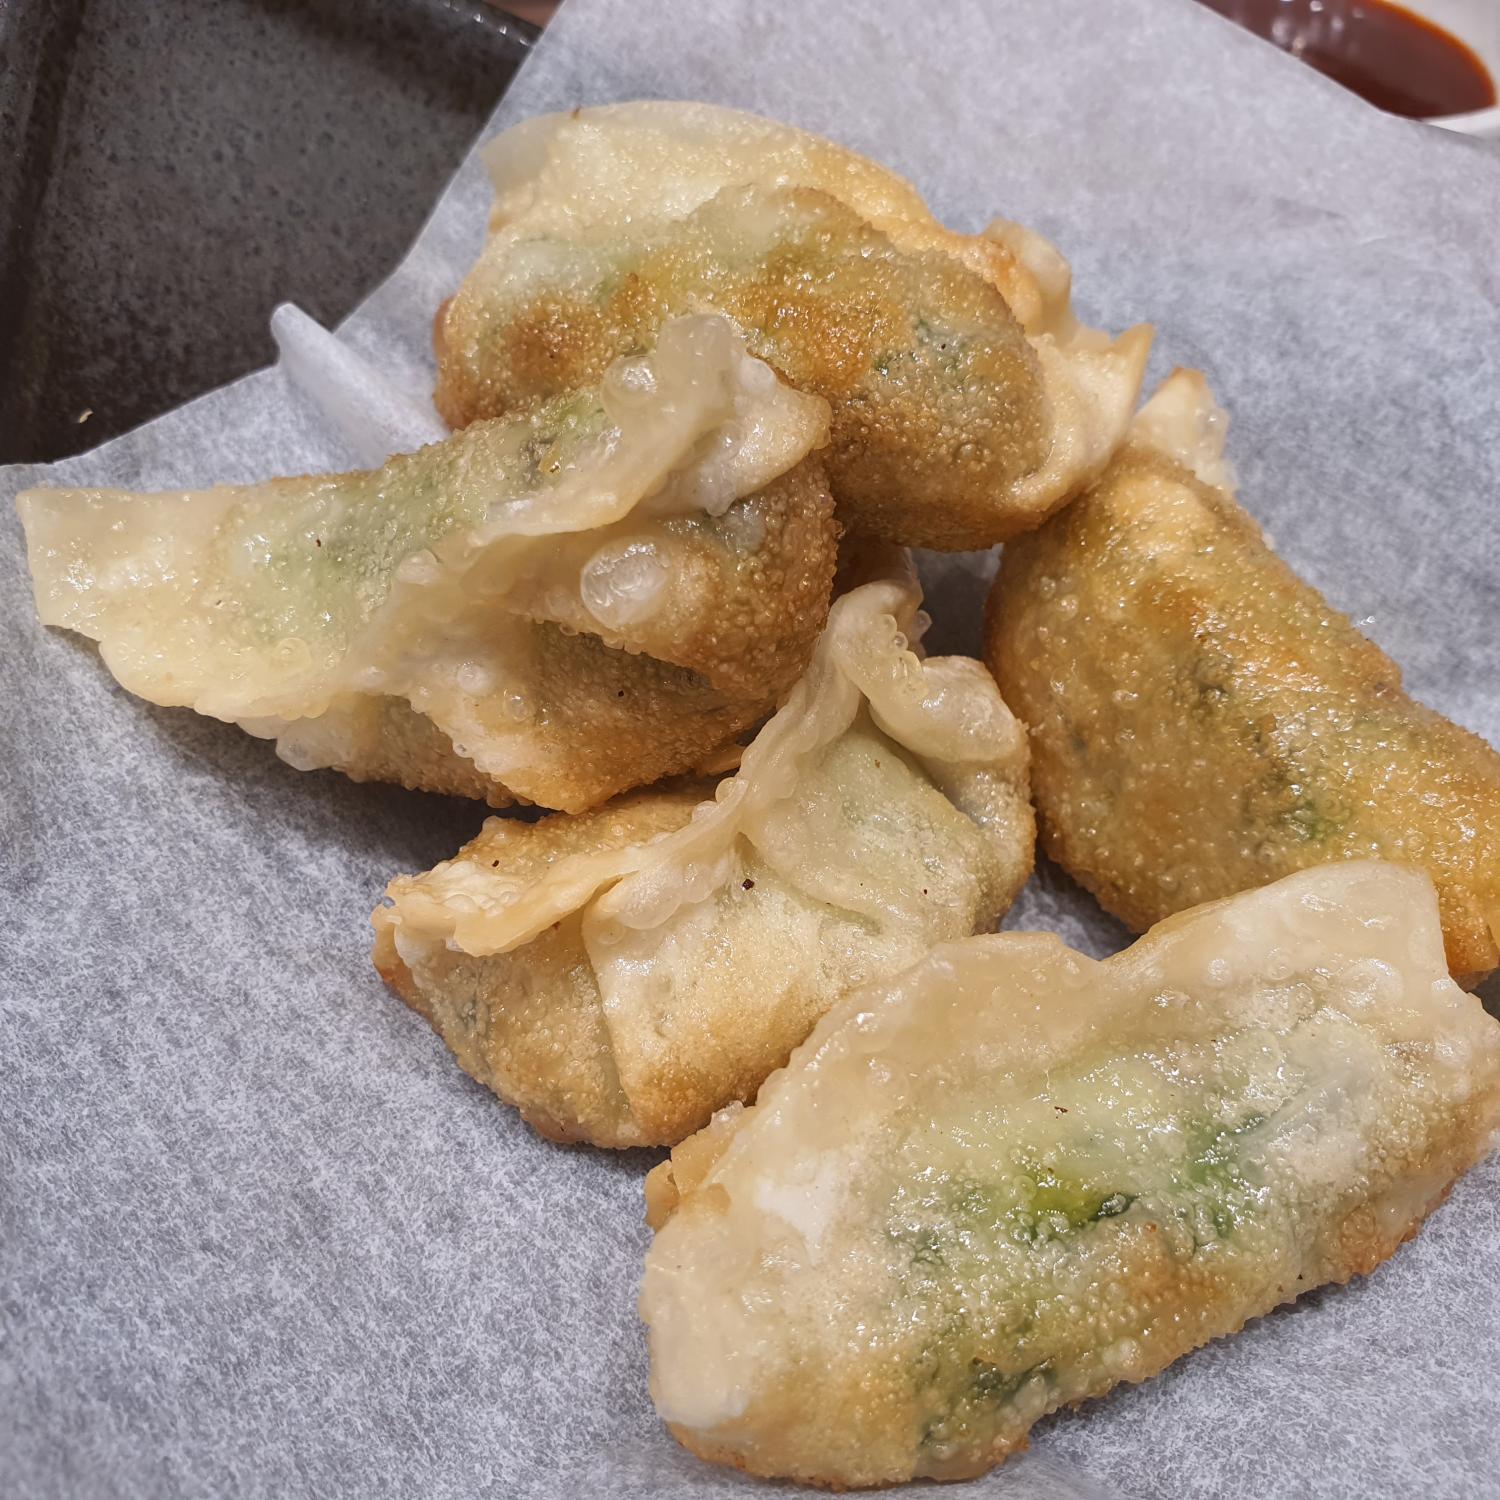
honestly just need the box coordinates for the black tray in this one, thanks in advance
[0,0,537,466]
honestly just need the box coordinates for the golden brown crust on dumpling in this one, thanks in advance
[987,372,1500,982]
[436,186,1049,550]
[298,696,517,808]
[440,144,1151,551]
[582,458,841,703]
[496,459,839,812]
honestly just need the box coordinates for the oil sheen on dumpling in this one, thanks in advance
[641,862,1500,1488]
[372,550,1034,1147]
[18,315,838,812]
[986,370,1500,982]
[434,101,1150,550]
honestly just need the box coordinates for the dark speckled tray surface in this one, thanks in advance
[0,0,536,466]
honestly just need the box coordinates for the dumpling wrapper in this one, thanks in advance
[373,550,1034,1147]
[434,101,1150,550]
[641,862,1500,1488]
[987,369,1500,981]
[18,316,838,812]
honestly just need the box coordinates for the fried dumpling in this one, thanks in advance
[19,315,838,811]
[641,862,1500,1488]
[434,102,1150,550]
[372,549,1034,1147]
[986,370,1500,981]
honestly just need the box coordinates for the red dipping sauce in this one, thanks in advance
[1197,0,1497,118]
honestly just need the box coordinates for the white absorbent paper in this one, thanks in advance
[4,1,1500,1496]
